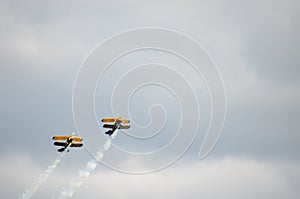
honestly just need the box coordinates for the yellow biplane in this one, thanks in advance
[52,132,83,152]
[101,117,131,136]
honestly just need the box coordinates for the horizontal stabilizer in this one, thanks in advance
[57,148,65,152]
[105,129,116,136]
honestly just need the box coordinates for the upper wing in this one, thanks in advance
[70,143,83,147]
[119,119,130,124]
[117,119,130,124]
[52,136,69,140]
[101,118,130,124]
[101,118,116,123]
[71,137,83,142]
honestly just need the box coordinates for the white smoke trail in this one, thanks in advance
[19,151,66,199]
[58,136,114,199]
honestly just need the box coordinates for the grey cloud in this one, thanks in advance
[0,0,298,159]
[0,0,299,197]
[220,0,300,84]
[2,154,299,199]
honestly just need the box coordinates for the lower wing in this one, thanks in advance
[119,124,131,129]
[53,142,66,146]
[103,124,116,129]
[70,143,83,147]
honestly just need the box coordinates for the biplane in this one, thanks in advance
[101,117,131,136]
[52,132,83,152]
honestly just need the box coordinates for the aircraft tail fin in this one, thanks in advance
[105,129,116,136]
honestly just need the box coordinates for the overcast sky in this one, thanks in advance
[0,0,299,198]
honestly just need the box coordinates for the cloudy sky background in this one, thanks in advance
[0,0,299,198]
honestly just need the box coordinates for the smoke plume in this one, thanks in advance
[19,151,66,199]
